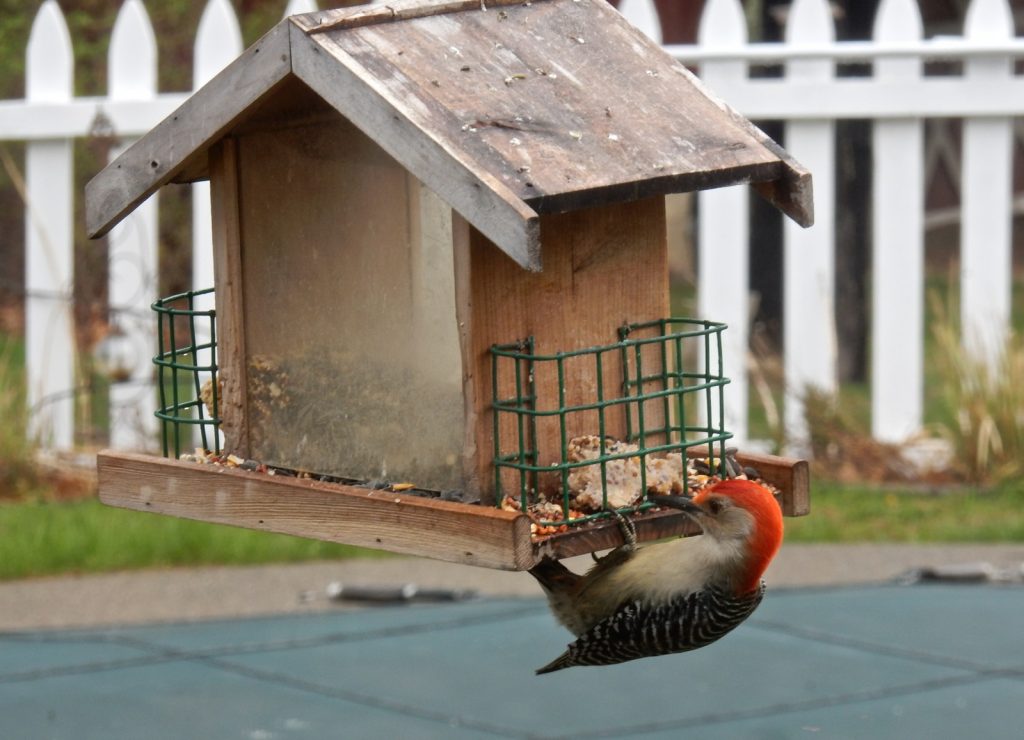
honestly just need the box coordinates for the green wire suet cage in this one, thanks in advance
[153,288,221,458]
[491,318,732,527]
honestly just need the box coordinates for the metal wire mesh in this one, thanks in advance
[491,318,733,526]
[153,288,220,458]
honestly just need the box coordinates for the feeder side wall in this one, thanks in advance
[457,196,671,504]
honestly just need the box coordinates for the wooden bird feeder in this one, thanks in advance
[87,0,813,571]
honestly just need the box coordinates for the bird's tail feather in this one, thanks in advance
[535,650,575,675]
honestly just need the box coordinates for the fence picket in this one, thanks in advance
[24,1,74,449]
[961,0,1015,366]
[871,0,925,442]
[697,0,751,443]
[616,0,661,43]
[283,0,318,15]
[192,0,243,309]
[108,0,156,99]
[782,0,837,447]
[188,0,242,449]
[107,0,159,450]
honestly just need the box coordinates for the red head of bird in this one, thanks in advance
[652,478,784,595]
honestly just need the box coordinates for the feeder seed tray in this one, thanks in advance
[97,292,808,572]
[98,446,806,570]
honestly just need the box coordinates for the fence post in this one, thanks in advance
[24,1,74,449]
[782,0,837,448]
[961,0,1015,367]
[697,0,751,443]
[106,0,159,451]
[871,0,924,442]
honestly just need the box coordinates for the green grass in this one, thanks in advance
[0,498,388,581]
[3,477,1024,581]
[786,479,1024,543]
[0,332,39,499]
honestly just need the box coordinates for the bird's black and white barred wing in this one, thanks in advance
[535,583,765,675]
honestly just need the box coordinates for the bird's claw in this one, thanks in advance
[591,508,637,562]
[606,507,637,549]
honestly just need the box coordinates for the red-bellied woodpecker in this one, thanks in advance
[529,478,784,674]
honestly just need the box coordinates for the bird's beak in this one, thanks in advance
[647,494,705,519]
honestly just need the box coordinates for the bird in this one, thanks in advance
[529,478,784,674]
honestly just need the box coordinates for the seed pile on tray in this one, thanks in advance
[176,448,478,501]
[179,448,270,473]
[500,435,779,534]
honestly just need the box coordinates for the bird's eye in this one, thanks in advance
[707,497,726,514]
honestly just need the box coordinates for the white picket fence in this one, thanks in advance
[3,0,1022,453]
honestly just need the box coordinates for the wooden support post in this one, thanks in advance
[210,138,249,457]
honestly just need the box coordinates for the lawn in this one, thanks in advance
[2,477,1023,581]
[785,479,1024,543]
[0,497,386,581]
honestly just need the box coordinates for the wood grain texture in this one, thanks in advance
[532,509,703,562]
[98,451,535,570]
[96,448,806,569]
[209,139,249,457]
[96,451,700,569]
[86,22,292,238]
[317,0,791,216]
[679,61,814,227]
[89,0,811,248]
[451,213,482,494]
[740,450,810,517]
[299,0,555,34]
[290,22,542,269]
[458,197,670,504]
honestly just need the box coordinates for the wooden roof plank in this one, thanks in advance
[678,59,815,226]
[87,0,812,245]
[314,0,810,220]
[290,21,542,269]
[86,21,293,239]
[297,0,556,35]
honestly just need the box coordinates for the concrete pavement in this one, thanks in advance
[2,543,1024,631]
[2,580,1023,739]
[3,545,1024,738]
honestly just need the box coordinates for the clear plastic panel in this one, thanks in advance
[237,118,465,490]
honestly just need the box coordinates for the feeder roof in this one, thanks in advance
[86,0,812,270]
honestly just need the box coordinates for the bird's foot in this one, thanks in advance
[606,507,637,549]
[590,508,638,562]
